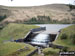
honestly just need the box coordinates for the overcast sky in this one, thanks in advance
[0,0,75,6]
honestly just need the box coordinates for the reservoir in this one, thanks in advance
[25,24,72,47]
[35,24,72,33]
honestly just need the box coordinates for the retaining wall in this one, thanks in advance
[31,27,46,32]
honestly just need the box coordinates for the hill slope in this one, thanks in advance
[0,4,75,24]
[0,23,39,56]
[54,25,75,51]
[0,23,39,42]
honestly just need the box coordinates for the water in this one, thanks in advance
[30,34,50,46]
[35,24,72,32]
[28,24,72,47]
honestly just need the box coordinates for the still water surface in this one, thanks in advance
[35,24,72,32]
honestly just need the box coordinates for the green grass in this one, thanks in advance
[0,23,39,56]
[32,48,59,56]
[54,25,75,51]
[0,42,36,56]
[42,48,59,56]
[0,23,39,43]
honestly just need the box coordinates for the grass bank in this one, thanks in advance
[0,23,39,56]
[54,25,75,51]
[0,23,39,42]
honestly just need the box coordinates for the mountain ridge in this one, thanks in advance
[0,4,75,24]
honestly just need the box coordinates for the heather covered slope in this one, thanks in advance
[0,4,75,24]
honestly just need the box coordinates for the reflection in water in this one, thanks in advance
[30,34,50,46]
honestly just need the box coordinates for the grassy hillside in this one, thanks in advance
[0,4,75,24]
[0,23,39,42]
[0,42,36,56]
[54,25,75,51]
[0,23,39,56]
